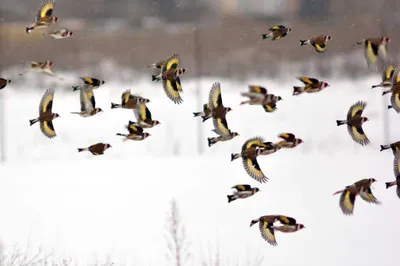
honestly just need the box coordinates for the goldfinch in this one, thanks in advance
[43,28,73,39]
[70,85,103,117]
[250,215,301,246]
[271,224,305,233]
[116,121,151,141]
[72,76,105,91]
[333,178,380,215]
[131,104,161,128]
[231,136,269,161]
[26,0,59,34]
[388,90,400,113]
[380,141,400,155]
[111,90,150,109]
[152,53,185,104]
[293,77,329,96]
[260,142,282,156]
[207,119,239,147]
[385,151,400,199]
[300,35,332,53]
[0,78,11,90]
[193,103,212,122]
[29,88,60,139]
[240,85,283,109]
[77,143,112,156]
[261,25,291,41]
[275,133,303,148]
[336,101,370,146]
[240,145,268,183]
[355,37,390,70]
[19,61,61,79]
[147,59,167,69]
[371,60,398,89]
[209,82,232,119]
[227,184,260,203]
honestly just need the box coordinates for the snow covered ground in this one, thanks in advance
[0,73,400,265]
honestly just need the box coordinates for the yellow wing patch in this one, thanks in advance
[139,104,147,120]
[212,118,230,136]
[245,138,266,150]
[122,91,131,104]
[242,158,268,183]
[81,77,94,84]
[39,88,55,114]
[366,42,378,64]
[165,54,179,71]
[348,125,370,146]
[209,82,222,109]
[385,65,396,80]
[314,43,326,53]
[38,0,54,20]
[40,121,56,139]
[162,78,183,104]
[340,189,356,215]
[260,222,277,246]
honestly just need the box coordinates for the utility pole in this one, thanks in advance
[194,0,203,155]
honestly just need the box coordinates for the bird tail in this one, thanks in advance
[385,182,394,189]
[380,145,390,152]
[240,100,250,105]
[261,33,270,39]
[332,189,344,196]
[77,148,88,152]
[227,195,236,203]
[293,86,304,95]
[70,112,81,115]
[202,115,211,122]
[231,153,240,162]
[72,86,81,91]
[26,25,35,34]
[300,40,308,46]
[151,75,161,81]
[146,64,157,68]
[208,137,216,147]
[193,112,202,117]
[371,84,381,89]
[111,103,121,109]
[388,105,393,109]
[382,90,390,96]
[336,120,347,126]
[29,118,39,126]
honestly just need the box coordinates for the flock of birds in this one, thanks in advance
[1,0,400,247]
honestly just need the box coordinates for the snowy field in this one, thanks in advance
[1,73,400,265]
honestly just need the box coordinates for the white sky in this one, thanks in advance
[0,76,399,265]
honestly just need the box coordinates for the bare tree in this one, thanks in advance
[0,242,52,266]
[164,198,192,266]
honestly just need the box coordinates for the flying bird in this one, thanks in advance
[231,136,268,161]
[77,143,112,156]
[227,185,260,203]
[300,35,332,53]
[193,103,212,122]
[111,90,150,109]
[43,28,73,39]
[385,151,400,199]
[275,133,303,148]
[0,78,11,90]
[19,61,62,79]
[354,37,390,70]
[70,85,103,117]
[131,104,161,128]
[152,53,186,104]
[72,77,105,91]
[26,0,59,34]
[261,25,291,41]
[333,178,380,215]
[336,101,370,146]
[380,140,400,155]
[371,60,398,89]
[29,88,60,139]
[116,122,151,141]
[147,58,167,70]
[293,77,329,96]
[240,85,282,112]
[250,215,303,246]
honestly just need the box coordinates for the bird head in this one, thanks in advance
[287,28,292,33]
[46,61,53,67]
[361,117,369,123]
[297,139,304,145]
[7,79,11,84]
[232,132,240,137]
[297,224,305,230]
[153,120,161,126]
[67,30,73,37]
[105,144,112,149]
[101,80,105,85]
[253,187,260,193]
[369,178,377,184]
[275,96,283,101]
[250,219,259,227]
[143,133,151,138]
[53,113,60,119]
[95,108,103,114]
[322,82,330,89]
[225,107,232,113]
[326,35,332,41]
[382,37,391,44]
[52,17,59,23]
[177,68,186,76]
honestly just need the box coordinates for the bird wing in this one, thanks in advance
[390,93,400,113]
[259,221,277,246]
[298,77,319,85]
[127,124,143,135]
[378,42,388,61]
[80,76,94,85]
[364,41,380,69]
[36,0,54,21]
[262,103,277,113]
[209,82,223,109]
[381,60,398,81]
[212,117,231,136]
[346,101,366,120]
[241,137,267,152]
[269,25,283,31]
[347,124,370,146]
[121,90,132,105]
[40,121,56,139]
[39,88,55,115]
[162,53,179,73]
[391,67,400,83]
[359,187,380,204]
[242,157,268,183]
[248,85,268,95]
[232,184,251,191]
[393,151,400,177]
[203,103,210,112]
[339,189,357,215]
[278,133,296,142]
[276,216,297,225]
[312,42,326,53]
[162,76,183,104]
[80,86,95,111]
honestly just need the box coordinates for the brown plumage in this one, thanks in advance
[116,121,151,141]
[380,141,400,155]
[209,82,232,119]
[77,143,112,155]
[275,133,303,148]
[0,78,11,90]
[111,90,150,109]
[300,35,332,53]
